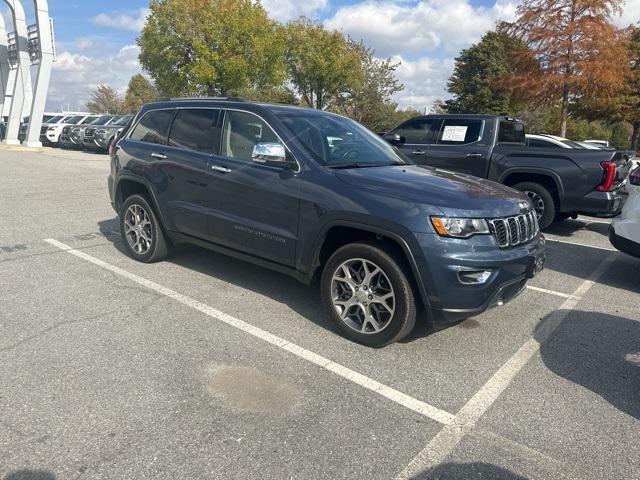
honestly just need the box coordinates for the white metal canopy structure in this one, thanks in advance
[2,0,53,146]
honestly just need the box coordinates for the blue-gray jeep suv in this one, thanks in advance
[108,98,546,347]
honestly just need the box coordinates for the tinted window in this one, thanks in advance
[221,110,279,161]
[65,116,84,124]
[392,118,439,144]
[436,119,483,145]
[498,120,525,143]
[527,138,562,149]
[130,110,174,145]
[168,109,220,154]
[112,115,133,127]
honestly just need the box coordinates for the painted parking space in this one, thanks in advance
[2,150,639,479]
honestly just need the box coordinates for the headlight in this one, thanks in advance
[430,217,490,238]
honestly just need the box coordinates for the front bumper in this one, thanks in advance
[609,227,640,259]
[412,232,547,324]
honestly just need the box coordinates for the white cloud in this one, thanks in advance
[261,0,327,22]
[47,45,142,111]
[391,55,456,112]
[325,0,516,57]
[614,0,640,27]
[91,8,150,32]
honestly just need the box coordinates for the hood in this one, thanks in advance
[336,165,530,218]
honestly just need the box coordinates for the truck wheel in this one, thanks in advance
[321,242,417,347]
[120,194,171,263]
[512,182,556,230]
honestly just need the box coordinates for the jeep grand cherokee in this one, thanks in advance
[109,98,546,347]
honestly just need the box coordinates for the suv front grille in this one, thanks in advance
[84,128,95,137]
[489,211,539,248]
[62,126,70,134]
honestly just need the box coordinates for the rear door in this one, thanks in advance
[206,109,300,267]
[388,117,441,164]
[161,108,222,239]
[426,118,490,177]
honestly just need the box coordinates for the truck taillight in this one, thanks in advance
[630,166,640,186]
[596,161,617,192]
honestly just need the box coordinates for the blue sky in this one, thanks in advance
[2,0,638,112]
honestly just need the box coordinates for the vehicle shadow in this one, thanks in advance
[536,310,640,419]
[413,462,527,479]
[542,241,640,295]
[3,471,56,480]
[544,218,610,238]
[97,218,435,342]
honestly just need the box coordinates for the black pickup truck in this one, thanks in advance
[384,114,632,229]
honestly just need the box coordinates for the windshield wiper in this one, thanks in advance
[328,162,405,169]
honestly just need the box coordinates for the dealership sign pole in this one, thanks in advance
[24,0,54,147]
[2,0,33,145]
[0,15,9,121]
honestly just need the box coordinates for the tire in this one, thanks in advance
[512,182,556,230]
[120,194,171,263]
[320,241,417,347]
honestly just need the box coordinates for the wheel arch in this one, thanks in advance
[308,221,431,310]
[500,169,564,208]
[114,175,170,231]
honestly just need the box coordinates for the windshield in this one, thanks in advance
[80,117,98,125]
[65,116,85,125]
[276,111,408,168]
[112,115,132,126]
[90,115,115,126]
[48,116,64,124]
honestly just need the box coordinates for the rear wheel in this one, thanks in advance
[120,194,171,263]
[321,242,416,347]
[512,182,556,230]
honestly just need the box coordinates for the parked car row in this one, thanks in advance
[9,113,132,152]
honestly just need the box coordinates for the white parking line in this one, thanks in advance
[545,236,618,252]
[525,285,578,299]
[396,253,616,479]
[44,238,455,426]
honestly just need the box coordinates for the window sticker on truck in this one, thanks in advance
[441,125,468,142]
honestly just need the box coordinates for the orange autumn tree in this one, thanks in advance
[499,0,630,136]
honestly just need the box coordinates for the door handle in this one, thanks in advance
[211,165,232,173]
[150,152,167,159]
[412,150,427,155]
[466,153,483,158]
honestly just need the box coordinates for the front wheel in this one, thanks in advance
[321,242,417,347]
[512,182,556,230]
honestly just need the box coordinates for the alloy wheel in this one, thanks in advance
[124,204,153,255]
[331,258,395,334]
[525,191,545,221]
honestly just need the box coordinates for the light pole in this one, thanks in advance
[0,15,9,123]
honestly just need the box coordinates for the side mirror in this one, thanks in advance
[251,142,294,169]
[383,133,404,145]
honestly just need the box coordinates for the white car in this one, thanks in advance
[45,114,93,145]
[610,166,640,259]
[526,133,589,149]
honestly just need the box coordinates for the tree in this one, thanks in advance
[500,0,630,137]
[332,40,403,130]
[125,74,158,112]
[234,85,299,104]
[445,31,534,114]
[285,19,362,110]
[138,0,287,97]
[86,84,127,114]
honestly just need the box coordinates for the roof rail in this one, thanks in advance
[163,96,245,102]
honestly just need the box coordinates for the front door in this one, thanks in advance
[425,118,490,178]
[206,109,300,267]
[389,117,441,165]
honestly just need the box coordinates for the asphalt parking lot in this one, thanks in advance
[1,147,639,480]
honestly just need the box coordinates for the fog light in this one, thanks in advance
[458,270,492,285]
